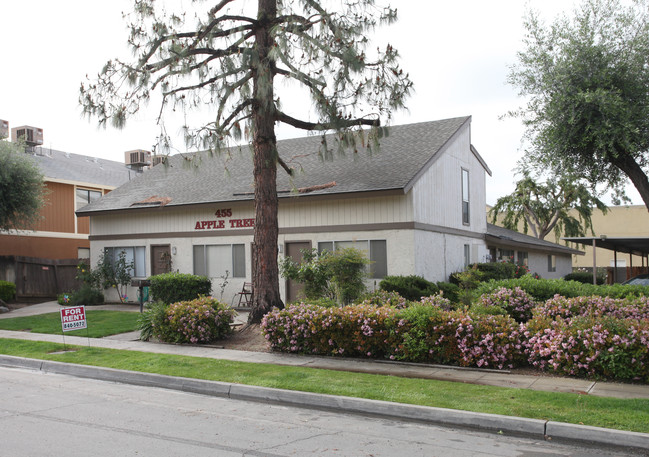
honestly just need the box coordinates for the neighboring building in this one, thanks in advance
[567,205,649,272]
[0,147,133,260]
[486,223,582,279]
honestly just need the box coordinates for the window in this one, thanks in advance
[76,188,102,210]
[463,244,470,267]
[104,246,146,277]
[193,244,245,278]
[78,247,90,259]
[517,251,528,266]
[499,249,514,262]
[317,239,387,279]
[461,169,470,225]
[548,255,556,272]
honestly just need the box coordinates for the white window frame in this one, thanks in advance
[461,168,470,225]
[104,246,146,278]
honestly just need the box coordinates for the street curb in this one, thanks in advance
[1,354,648,452]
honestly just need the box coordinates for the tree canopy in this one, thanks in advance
[508,0,649,209]
[489,172,607,241]
[79,0,412,322]
[0,140,46,230]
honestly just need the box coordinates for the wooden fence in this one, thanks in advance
[0,256,84,300]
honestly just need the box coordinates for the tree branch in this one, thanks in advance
[276,111,379,131]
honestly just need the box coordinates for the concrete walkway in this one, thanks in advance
[1,300,648,400]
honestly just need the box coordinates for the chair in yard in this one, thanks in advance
[233,282,253,308]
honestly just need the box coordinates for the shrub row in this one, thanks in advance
[138,296,234,344]
[475,275,649,301]
[262,294,649,381]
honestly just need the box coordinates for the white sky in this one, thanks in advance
[1,0,642,205]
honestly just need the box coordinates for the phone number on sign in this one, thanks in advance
[63,321,86,330]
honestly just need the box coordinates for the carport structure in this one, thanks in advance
[562,236,649,284]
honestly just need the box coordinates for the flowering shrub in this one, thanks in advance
[534,295,649,321]
[476,287,537,322]
[419,293,454,311]
[142,297,235,344]
[262,303,399,357]
[262,302,527,369]
[525,315,649,381]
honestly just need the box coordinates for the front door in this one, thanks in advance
[285,241,311,303]
[151,245,172,276]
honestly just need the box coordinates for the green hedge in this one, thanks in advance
[149,273,212,304]
[475,275,649,301]
[0,281,16,302]
[564,271,605,285]
[379,275,439,301]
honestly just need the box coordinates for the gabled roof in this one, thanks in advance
[27,148,132,189]
[77,116,482,215]
[486,223,583,256]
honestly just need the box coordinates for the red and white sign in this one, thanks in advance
[60,306,87,332]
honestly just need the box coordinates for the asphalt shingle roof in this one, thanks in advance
[77,117,473,215]
[28,148,131,188]
[486,223,583,256]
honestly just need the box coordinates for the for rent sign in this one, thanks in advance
[60,306,87,332]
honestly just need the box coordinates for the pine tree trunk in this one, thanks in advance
[249,0,284,324]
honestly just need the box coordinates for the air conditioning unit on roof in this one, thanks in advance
[125,149,152,167]
[151,155,166,166]
[11,125,43,146]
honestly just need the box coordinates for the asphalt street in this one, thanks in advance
[0,366,644,457]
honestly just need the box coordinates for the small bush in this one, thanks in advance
[68,284,104,306]
[137,301,168,341]
[476,287,537,322]
[379,275,439,301]
[149,273,212,304]
[475,262,516,281]
[142,297,235,344]
[419,293,454,311]
[0,281,16,302]
[436,281,460,303]
[564,271,605,285]
[533,295,649,321]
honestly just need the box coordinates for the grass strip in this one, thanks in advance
[1,338,648,434]
[0,311,140,338]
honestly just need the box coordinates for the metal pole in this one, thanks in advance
[592,239,597,285]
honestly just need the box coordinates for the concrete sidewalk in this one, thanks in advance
[1,300,648,400]
[1,300,649,452]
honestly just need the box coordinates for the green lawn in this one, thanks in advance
[0,311,140,338]
[1,338,648,434]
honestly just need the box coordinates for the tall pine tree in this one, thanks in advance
[80,0,412,322]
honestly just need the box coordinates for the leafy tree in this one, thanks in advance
[0,140,46,230]
[280,247,369,305]
[489,172,607,241]
[80,0,412,323]
[94,251,134,304]
[508,0,649,209]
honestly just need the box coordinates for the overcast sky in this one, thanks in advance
[1,0,642,205]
